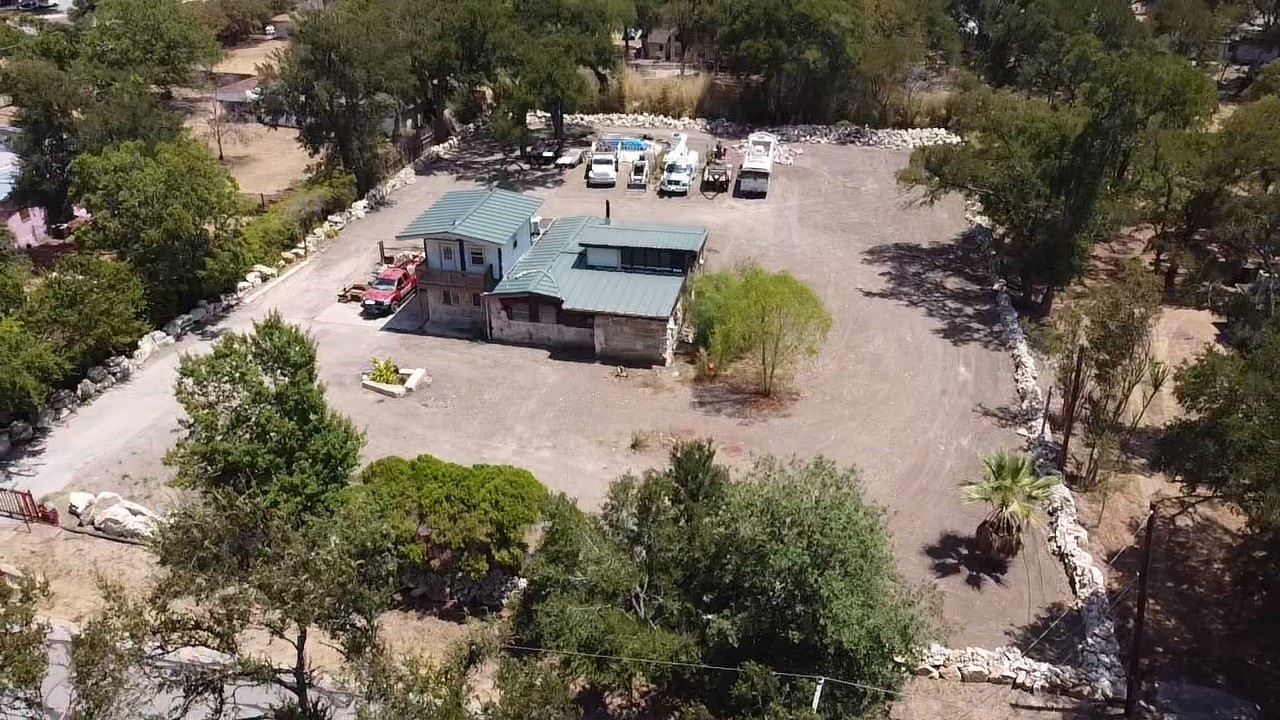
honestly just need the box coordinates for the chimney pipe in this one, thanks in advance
[605,199,611,223]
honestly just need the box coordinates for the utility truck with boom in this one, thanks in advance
[659,133,699,196]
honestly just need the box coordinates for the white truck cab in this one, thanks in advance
[586,151,619,187]
[659,150,699,195]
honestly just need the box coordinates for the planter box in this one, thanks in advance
[360,368,429,398]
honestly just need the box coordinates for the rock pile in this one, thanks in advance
[527,110,961,150]
[68,491,160,541]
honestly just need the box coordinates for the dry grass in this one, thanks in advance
[602,69,716,118]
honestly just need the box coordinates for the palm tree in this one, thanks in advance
[962,451,1059,561]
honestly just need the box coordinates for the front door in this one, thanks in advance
[440,244,458,271]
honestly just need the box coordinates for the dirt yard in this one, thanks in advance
[214,39,285,77]
[182,96,313,197]
[8,129,1071,657]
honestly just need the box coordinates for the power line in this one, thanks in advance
[500,644,902,697]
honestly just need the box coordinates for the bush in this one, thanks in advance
[368,357,401,385]
[23,255,148,375]
[235,174,357,266]
[356,454,548,578]
[0,317,65,420]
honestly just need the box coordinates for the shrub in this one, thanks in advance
[23,255,148,375]
[356,454,548,578]
[368,357,401,385]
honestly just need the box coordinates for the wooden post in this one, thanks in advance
[1125,504,1157,718]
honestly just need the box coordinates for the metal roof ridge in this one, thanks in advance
[450,189,491,228]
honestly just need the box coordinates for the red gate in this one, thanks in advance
[0,488,58,525]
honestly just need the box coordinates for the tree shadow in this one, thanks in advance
[974,401,1031,430]
[416,135,571,192]
[860,231,1006,350]
[923,532,1010,590]
[1108,504,1280,717]
[689,379,796,422]
[1007,600,1085,665]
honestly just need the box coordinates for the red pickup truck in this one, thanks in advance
[361,265,417,316]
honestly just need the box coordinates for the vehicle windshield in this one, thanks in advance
[666,162,690,174]
[370,277,397,290]
[592,157,613,166]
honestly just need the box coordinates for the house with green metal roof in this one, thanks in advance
[485,216,708,365]
[396,188,545,328]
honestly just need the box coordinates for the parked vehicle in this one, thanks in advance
[628,155,650,190]
[659,150,699,195]
[736,131,777,197]
[702,144,731,194]
[361,265,417,316]
[586,150,619,186]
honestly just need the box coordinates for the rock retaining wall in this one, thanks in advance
[1,132,460,464]
[911,203,1126,700]
[526,110,961,150]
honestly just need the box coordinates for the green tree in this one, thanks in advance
[261,0,405,192]
[1131,128,1213,294]
[1248,60,1280,100]
[150,491,401,718]
[23,255,147,373]
[2,57,83,224]
[1157,317,1280,533]
[66,580,153,720]
[391,0,517,141]
[197,0,275,45]
[961,451,1059,560]
[518,441,933,719]
[711,0,862,122]
[0,316,66,419]
[691,267,832,396]
[82,0,220,91]
[0,227,29,316]
[165,312,364,516]
[71,138,242,320]
[356,454,548,580]
[1206,96,1280,329]
[0,571,51,713]
[507,0,633,139]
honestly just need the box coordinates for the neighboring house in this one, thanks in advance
[485,216,707,366]
[395,188,545,329]
[214,76,262,120]
[644,28,679,61]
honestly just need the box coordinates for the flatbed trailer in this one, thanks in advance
[701,161,731,194]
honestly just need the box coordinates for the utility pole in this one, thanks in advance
[811,677,826,712]
[1125,503,1157,718]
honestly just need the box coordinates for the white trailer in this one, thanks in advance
[737,131,777,197]
[585,146,619,187]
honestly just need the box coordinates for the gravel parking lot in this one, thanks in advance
[7,130,1070,648]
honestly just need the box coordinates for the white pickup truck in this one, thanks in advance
[659,150,699,196]
[585,150,619,187]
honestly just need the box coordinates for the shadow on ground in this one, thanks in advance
[689,379,796,422]
[416,134,573,193]
[924,532,1010,590]
[861,232,1005,350]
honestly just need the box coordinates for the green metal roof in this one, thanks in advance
[489,216,707,319]
[576,221,708,253]
[394,189,544,245]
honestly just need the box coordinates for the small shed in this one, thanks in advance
[266,13,292,39]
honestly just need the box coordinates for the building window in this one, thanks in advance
[442,290,462,306]
[509,302,530,321]
[469,248,485,267]
[442,247,453,260]
[620,247,682,271]
[472,292,482,307]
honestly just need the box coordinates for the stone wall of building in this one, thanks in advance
[486,298,594,351]
[593,314,671,366]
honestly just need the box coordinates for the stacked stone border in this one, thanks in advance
[912,203,1124,701]
[1,132,467,462]
[4,115,1123,700]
